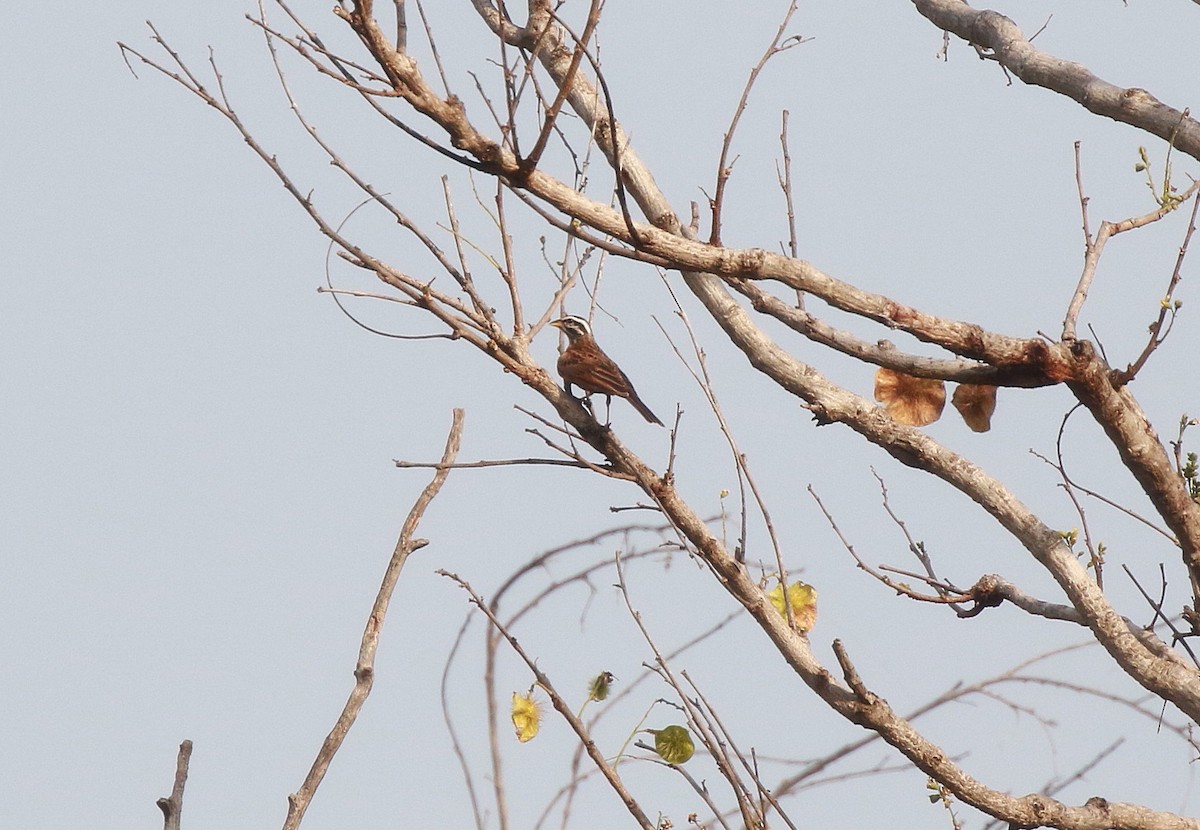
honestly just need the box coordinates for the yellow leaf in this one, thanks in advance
[874,368,945,426]
[652,725,695,764]
[511,691,542,743]
[768,581,818,632]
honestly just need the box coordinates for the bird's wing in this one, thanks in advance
[583,359,634,397]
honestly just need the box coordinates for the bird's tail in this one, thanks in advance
[629,392,664,426]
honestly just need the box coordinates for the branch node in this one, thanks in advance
[832,639,874,703]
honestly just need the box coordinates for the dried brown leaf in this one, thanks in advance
[952,384,998,433]
[874,368,946,426]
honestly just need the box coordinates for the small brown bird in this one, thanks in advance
[550,315,663,426]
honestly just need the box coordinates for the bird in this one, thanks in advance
[549,315,663,426]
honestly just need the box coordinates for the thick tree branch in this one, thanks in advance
[911,0,1200,164]
[728,276,1048,386]
[1065,342,1200,607]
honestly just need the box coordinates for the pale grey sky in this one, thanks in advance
[4,2,1199,827]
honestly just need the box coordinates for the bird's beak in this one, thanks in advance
[549,319,564,330]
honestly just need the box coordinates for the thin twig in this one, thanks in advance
[710,1,808,245]
[1116,189,1200,384]
[1123,563,1200,669]
[440,570,657,830]
[440,613,487,830]
[614,554,763,830]
[521,0,602,174]
[394,457,590,470]
[493,181,525,334]
[1074,142,1093,250]
[1028,408,1176,545]
[1061,178,1200,340]
[873,469,971,611]
[681,670,799,830]
[1034,405,1106,588]
[776,109,803,307]
[655,297,790,574]
[810,485,971,606]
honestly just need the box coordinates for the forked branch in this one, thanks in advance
[282,409,464,830]
[156,740,193,830]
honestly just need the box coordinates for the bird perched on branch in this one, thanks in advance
[549,315,663,426]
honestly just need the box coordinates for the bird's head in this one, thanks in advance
[549,315,592,341]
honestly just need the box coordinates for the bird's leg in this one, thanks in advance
[565,380,592,412]
[562,380,601,422]
[603,395,613,427]
[578,391,595,415]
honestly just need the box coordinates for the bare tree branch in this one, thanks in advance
[156,740,193,830]
[282,409,464,829]
[440,569,658,830]
[911,0,1200,161]
[124,4,1200,827]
